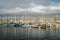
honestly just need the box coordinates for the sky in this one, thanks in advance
[0,0,60,14]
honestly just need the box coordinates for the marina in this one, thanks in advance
[0,0,60,40]
[0,18,60,29]
[0,14,60,40]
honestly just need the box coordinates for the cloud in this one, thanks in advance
[0,0,60,8]
[1,7,25,13]
[1,5,60,14]
[0,0,60,14]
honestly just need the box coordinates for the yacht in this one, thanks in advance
[14,23,22,27]
[21,23,30,28]
[5,23,21,27]
[31,24,40,28]
[6,23,15,27]
[40,24,46,29]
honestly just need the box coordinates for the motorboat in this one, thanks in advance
[40,24,46,29]
[6,23,15,27]
[21,23,30,28]
[46,23,53,27]
[5,23,21,27]
[14,23,22,27]
[31,24,39,28]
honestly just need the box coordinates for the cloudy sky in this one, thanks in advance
[0,0,60,14]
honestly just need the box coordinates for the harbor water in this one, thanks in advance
[0,26,60,40]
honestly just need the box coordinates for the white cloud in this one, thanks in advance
[27,5,46,13]
[1,5,60,14]
[1,7,26,13]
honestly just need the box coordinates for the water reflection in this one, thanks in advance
[0,27,60,40]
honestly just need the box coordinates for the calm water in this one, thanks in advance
[0,26,60,40]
